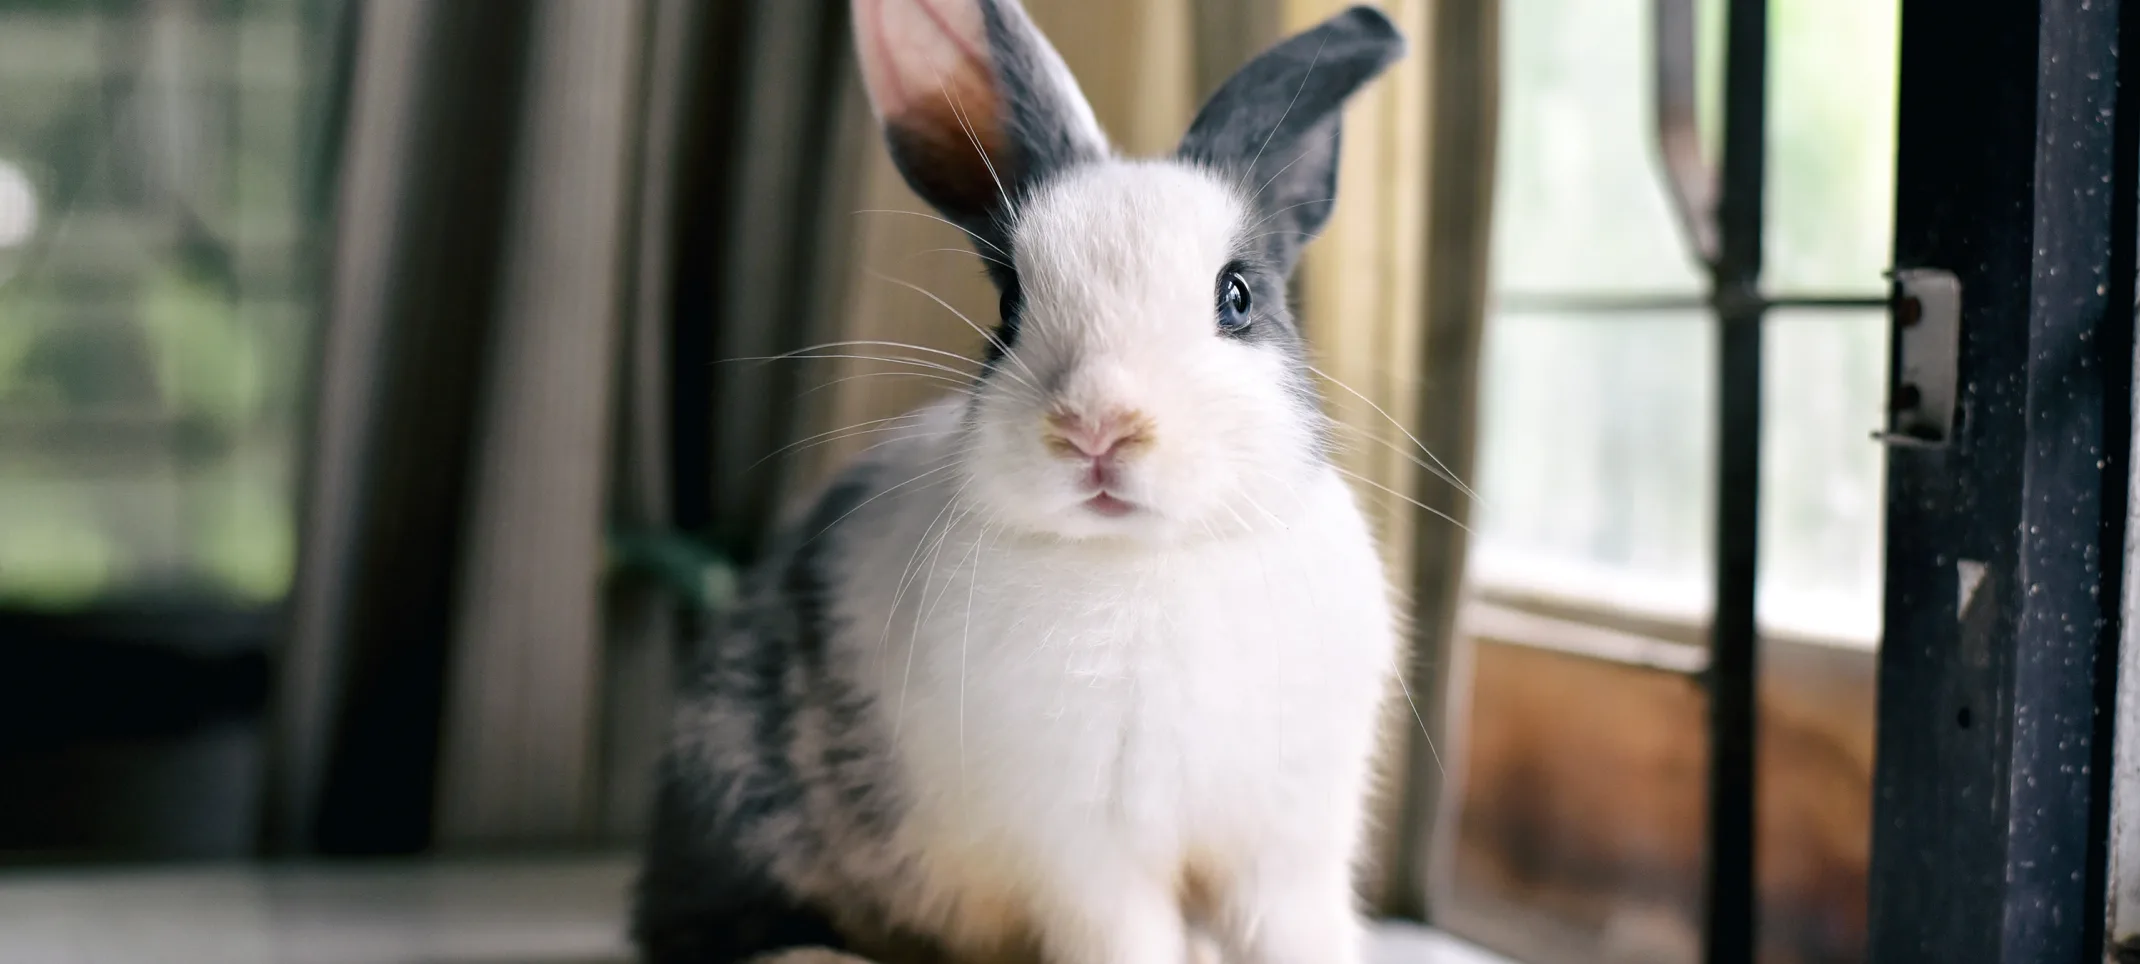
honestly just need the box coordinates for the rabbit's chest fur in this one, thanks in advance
[824,453,1396,937]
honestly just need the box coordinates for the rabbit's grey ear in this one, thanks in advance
[1178,6,1404,271]
[853,0,1109,250]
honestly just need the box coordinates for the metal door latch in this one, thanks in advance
[1874,268,1961,449]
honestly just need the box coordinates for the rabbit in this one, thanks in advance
[632,2,1408,963]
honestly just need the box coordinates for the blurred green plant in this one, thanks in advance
[0,0,324,610]
[0,478,111,607]
[140,264,264,432]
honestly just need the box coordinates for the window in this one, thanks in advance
[0,0,341,863]
[0,0,337,610]
[1442,0,1897,961]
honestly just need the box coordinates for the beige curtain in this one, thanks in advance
[430,0,654,848]
[1378,0,1501,921]
[273,0,555,855]
[277,0,751,852]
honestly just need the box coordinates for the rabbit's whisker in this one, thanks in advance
[1307,363,1484,507]
[1330,465,1471,535]
[853,208,1010,259]
[751,412,931,470]
[1327,423,1477,500]
[870,272,1046,395]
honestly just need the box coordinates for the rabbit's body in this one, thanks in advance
[645,396,1391,964]
[842,408,1392,951]
[637,5,1410,964]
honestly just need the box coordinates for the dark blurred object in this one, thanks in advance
[0,608,273,862]
[0,610,272,751]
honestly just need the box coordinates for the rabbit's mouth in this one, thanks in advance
[1081,491,1137,517]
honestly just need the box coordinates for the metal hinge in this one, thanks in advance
[1873,267,1962,449]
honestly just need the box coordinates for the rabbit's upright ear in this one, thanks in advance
[853,0,1108,251]
[1178,6,1404,272]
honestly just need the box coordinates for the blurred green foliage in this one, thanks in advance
[0,0,324,609]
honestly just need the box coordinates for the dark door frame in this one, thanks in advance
[1869,0,2134,960]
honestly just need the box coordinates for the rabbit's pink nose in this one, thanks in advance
[1045,409,1153,461]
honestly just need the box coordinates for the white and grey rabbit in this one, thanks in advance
[634,2,1407,963]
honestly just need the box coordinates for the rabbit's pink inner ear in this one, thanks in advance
[855,0,1012,209]
[854,0,989,119]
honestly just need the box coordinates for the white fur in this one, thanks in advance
[818,160,1397,964]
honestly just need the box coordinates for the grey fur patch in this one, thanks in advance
[977,0,1107,199]
[1221,257,1334,459]
[1177,5,1405,271]
[634,466,917,964]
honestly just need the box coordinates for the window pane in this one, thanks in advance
[1765,0,1899,293]
[1759,310,1887,645]
[1493,0,1708,295]
[0,2,329,607]
[1472,309,1716,619]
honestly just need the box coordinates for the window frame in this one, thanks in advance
[1467,0,2137,960]
[1867,0,2131,959]
[1462,0,2134,958]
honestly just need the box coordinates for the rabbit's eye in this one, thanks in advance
[1217,269,1253,333]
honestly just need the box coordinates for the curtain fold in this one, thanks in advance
[692,0,867,561]
[1393,0,1502,923]
[597,0,701,845]
[270,0,716,852]
[430,0,653,848]
[270,0,538,855]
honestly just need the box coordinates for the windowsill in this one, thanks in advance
[1472,548,1874,664]
[0,853,1517,964]
[1467,546,1881,657]
[1458,596,1710,674]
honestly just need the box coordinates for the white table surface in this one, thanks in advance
[0,853,1511,964]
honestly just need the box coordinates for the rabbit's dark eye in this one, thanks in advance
[1217,269,1252,333]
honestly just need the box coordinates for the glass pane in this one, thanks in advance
[0,1,330,608]
[1472,309,1716,619]
[1748,310,1883,961]
[1758,310,1887,645]
[1765,0,1900,293]
[1493,0,1709,295]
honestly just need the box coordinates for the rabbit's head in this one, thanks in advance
[856,0,1403,543]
